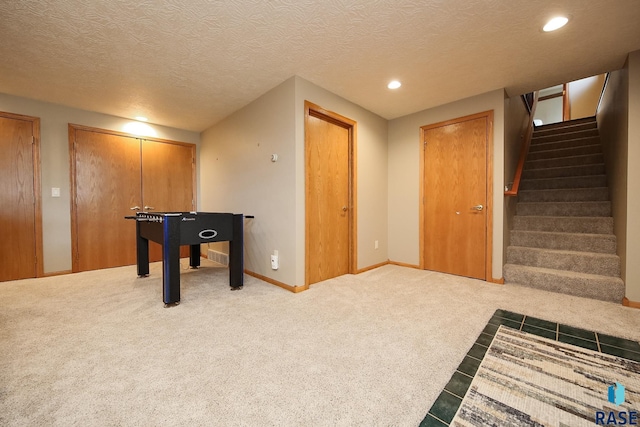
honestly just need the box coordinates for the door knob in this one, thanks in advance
[130,206,141,211]
[144,205,155,211]
[342,206,348,212]
[471,204,484,211]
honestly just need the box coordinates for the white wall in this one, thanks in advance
[387,89,506,280]
[0,93,200,274]
[534,96,563,125]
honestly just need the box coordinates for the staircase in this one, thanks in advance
[503,116,625,303]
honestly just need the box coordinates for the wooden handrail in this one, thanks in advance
[505,91,538,196]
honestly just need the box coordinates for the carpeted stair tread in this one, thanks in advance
[529,137,601,154]
[512,216,613,234]
[510,230,616,254]
[503,264,624,303]
[506,246,620,277]
[519,175,607,190]
[533,116,596,132]
[533,120,597,135]
[525,153,604,170]
[507,117,623,303]
[531,129,600,144]
[517,188,609,202]
[527,144,602,160]
[522,163,605,180]
[516,201,611,217]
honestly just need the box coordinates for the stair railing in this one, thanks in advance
[505,91,539,197]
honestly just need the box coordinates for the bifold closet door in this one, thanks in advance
[141,139,195,262]
[72,129,141,272]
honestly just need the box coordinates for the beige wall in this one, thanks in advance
[569,74,605,119]
[200,78,298,286]
[0,93,200,274]
[387,89,506,280]
[597,62,629,296]
[293,77,389,282]
[597,49,640,301]
[627,50,640,301]
[200,76,388,288]
[503,94,531,258]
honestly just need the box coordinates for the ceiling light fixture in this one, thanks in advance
[543,16,569,32]
[387,80,401,89]
[123,122,157,137]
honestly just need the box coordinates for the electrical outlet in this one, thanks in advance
[271,251,279,270]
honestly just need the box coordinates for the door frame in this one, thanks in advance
[418,110,494,282]
[68,124,197,272]
[304,101,357,286]
[0,111,43,278]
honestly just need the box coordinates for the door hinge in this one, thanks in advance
[31,136,35,144]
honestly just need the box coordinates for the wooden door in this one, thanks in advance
[0,113,42,281]
[305,102,355,285]
[72,129,141,272]
[141,139,195,261]
[422,112,490,280]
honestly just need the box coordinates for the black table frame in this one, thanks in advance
[132,212,244,305]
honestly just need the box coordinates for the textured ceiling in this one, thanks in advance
[1,0,639,131]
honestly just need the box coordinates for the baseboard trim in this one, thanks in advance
[622,297,640,309]
[244,270,308,293]
[42,269,73,277]
[356,260,389,273]
[388,261,504,284]
[244,263,505,292]
[388,261,421,269]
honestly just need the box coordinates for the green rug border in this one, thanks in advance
[420,309,640,427]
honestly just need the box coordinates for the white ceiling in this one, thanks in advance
[1,0,639,132]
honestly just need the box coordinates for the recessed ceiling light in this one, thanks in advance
[135,116,148,122]
[387,80,401,89]
[543,16,568,32]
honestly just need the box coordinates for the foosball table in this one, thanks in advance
[127,212,245,306]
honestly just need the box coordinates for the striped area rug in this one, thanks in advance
[451,325,640,426]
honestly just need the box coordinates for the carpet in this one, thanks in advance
[422,310,640,426]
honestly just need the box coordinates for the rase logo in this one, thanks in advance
[595,382,638,425]
[610,382,626,406]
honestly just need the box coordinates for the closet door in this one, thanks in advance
[0,113,42,281]
[141,139,195,261]
[71,129,141,272]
